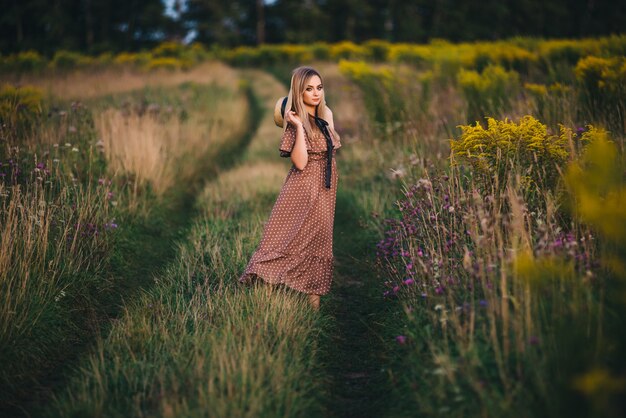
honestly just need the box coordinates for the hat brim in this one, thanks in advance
[273,96,288,127]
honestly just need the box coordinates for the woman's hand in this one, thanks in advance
[285,110,302,128]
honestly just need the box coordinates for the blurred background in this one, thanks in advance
[1,0,625,54]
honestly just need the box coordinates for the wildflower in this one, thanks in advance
[65,143,71,147]
[68,126,77,133]
[404,278,415,285]
[388,167,406,179]
[395,335,407,345]
[479,299,488,307]
[72,147,79,152]
[448,206,455,213]
[417,178,432,189]
[392,285,400,293]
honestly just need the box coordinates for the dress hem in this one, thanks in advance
[238,250,334,295]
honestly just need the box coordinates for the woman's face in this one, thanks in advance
[302,75,323,108]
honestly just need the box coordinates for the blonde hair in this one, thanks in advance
[283,66,339,141]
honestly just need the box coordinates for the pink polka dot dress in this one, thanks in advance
[239,114,342,295]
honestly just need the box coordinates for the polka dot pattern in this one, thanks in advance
[238,115,342,295]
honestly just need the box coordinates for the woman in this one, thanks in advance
[238,66,342,310]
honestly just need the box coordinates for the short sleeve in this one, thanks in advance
[279,124,296,158]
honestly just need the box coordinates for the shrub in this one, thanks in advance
[471,43,538,74]
[146,57,188,71]
[388,44,432,68]
[51,50,93,70]
[221,46,260,67]
[0,84,44,137]
[524,82,576,128]
[338,60,401,130]
[152,41,186,58]
[364,39,392,62]
[310,42,330,60]
[0,50,47,73]
[450,115,597,203]
[457,64,521,123]
[329,41,370,61]
[574,55,626,135]
[113,52,153,68]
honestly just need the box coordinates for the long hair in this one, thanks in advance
[283,66,339,142]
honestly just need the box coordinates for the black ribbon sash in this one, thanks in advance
[312,108,334,189]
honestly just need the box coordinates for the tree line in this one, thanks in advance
[1,0,624,55]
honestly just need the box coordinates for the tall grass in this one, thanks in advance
[340,51,624,417]
[94,80,248,210]
[0,65,250,414]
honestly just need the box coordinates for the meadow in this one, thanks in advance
[1,36,624,417]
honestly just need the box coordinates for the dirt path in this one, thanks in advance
[320,186,392,418]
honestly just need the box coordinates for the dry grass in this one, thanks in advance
[7,62,238,100]
[93,66,248,212]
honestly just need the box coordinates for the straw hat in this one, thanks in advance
[273,96,288,127]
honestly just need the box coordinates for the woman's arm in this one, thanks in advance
[325,107,335,131]
[286,111,308,171]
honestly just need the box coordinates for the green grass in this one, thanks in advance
[0,77,259,416]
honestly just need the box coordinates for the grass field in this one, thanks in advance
[1,36,625,417]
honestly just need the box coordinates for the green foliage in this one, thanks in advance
[566,132,626,245]
[146,57,187,71]
[524,82,575,128]
[113,51,153,68]
[310,42,330,60]
[0,50,47,73]
[574,55,626,135]
[329,41,370,61]
[0,84,44,136]
[51,50,93,70]
[338,60,401,131]
[457,64,521,123]
[388,44,432,68]
[470,43,539,74]
[363,39,392,62]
